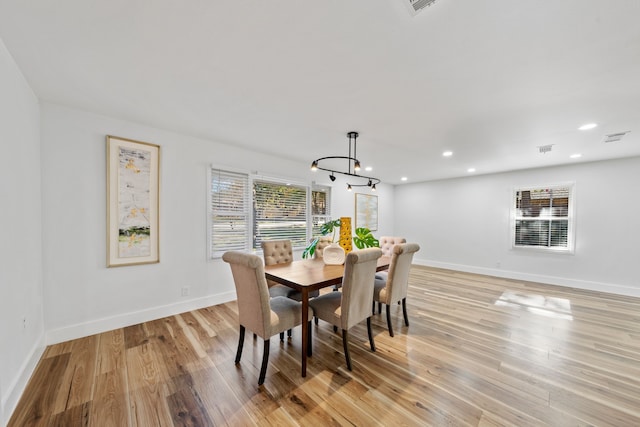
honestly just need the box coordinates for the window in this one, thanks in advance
[209,167,322,257]
[512,184,574,252]
[253,180,308,249]
[311,186,331,237]
[209,169,249,256]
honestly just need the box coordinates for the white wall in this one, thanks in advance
[40,103,395,344]
[395,157,640,297]
[0,39,44,425]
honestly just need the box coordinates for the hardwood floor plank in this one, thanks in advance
[9,265,640,426]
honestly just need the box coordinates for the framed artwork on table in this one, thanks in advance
[355,193,378,231]
[106,135,160,267]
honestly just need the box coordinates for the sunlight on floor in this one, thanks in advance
[495,291,573,321]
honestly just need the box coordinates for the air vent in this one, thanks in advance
[403,0,438,16]
[538,144,554,154]
[603,131,630,143]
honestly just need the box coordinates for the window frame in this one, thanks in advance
[510,182,576,254]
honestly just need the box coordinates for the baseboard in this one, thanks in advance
[45,291,237,345]
[2,334,45,426]
[413,257,640,298]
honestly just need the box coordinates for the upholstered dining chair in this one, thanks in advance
[372,243,420,337]
[261,239,319,301]
[375,236,407,281]
[314,236,334,259]
[222,251,312,385]
[309,247,382,371]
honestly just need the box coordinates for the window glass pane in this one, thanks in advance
[311,186,331,237]
[515,220,550,247]
[253,181,308,249]
[550,220,568,247]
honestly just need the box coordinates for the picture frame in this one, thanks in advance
[355,193,378,231]
[107,135,160,267]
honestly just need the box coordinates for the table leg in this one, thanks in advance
[301,287,309,377]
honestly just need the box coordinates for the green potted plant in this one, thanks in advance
[302,218,379,259]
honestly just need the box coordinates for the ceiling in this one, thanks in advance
[1,0,639,185]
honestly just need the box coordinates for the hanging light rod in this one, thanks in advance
[310,131,380,191]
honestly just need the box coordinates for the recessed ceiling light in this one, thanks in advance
[365,166,372,172]
[570,153,582,159]
[467,168,476,173]
[401,177,408,181]
[442,151,453,157]
[579,123,597,131]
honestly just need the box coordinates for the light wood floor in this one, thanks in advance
[9,266,640,426]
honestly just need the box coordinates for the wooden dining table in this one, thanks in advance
[264,255,390,377]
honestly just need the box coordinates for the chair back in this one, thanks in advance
[340,247,382,329]
[385,243,420,304]
[261,239,293,265]
[222,251,272,338]
[379,236,407,257]
[314,236,333,259]
[261,239,293,288]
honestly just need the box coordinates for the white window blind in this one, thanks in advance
[252,180,308,249]
[513,185,574,252]
[210,169,249,256]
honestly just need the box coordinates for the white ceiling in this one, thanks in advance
[1,0,639,185]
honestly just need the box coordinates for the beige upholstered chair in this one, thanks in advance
[222,251,312,385]
[379,236,407,257]
[314,236,334,259]
[261,239,319,300]
[373,243,420,337]
[375,236,407,281]
[309,247,382,371]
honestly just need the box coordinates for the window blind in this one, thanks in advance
[253,180,308,249]
[210,169,249,256]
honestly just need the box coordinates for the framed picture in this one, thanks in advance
[107,135,160,267]
[355,193,378,231]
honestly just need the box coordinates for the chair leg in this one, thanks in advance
[307,321,312,357]
[378,302,382,314]
[372,300,376,315]
[341,329,352,371]
[235,325,245,364]
[402,298,409,326]
[367,317,376,352]
[279,332,284,342]
[314,316,318,325]
[386,304,394,337]
[333,325,338,333]
[258,339,270,385]
[287,329,292,338]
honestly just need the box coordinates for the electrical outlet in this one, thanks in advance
[181,287,190,297]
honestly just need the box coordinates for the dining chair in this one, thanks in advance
[309,247,382,371]
[222,251,312,385]
[375,236,407,281]
[372,243,420,337]
[314,236,334,259]
[261,239,319,301]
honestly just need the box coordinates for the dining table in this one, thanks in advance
[264,255,391,377]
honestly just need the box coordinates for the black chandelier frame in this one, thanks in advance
[310,131,380,191]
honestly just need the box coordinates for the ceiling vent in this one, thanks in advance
[603,131,630,143]
[403,0,438,16]
[538,144,554,154]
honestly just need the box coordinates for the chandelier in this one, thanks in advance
[310,131,380,191]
